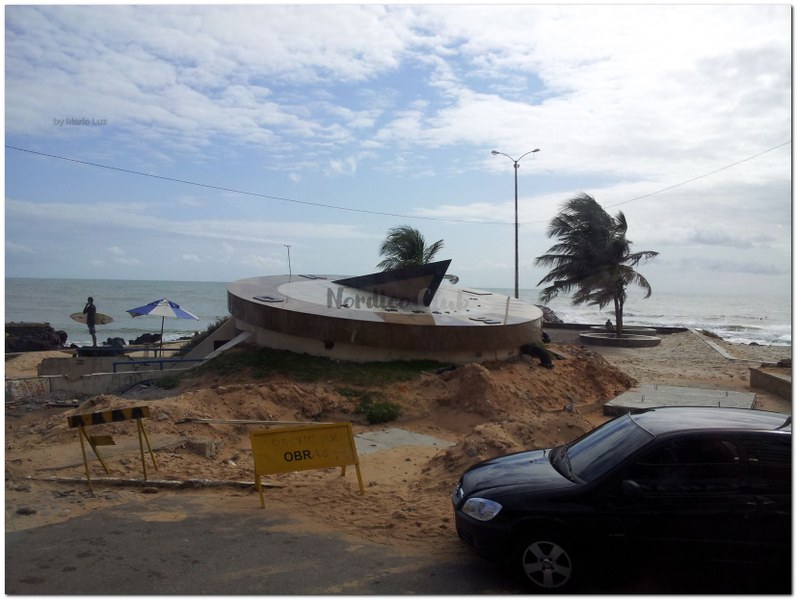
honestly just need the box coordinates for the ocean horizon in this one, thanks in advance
[4,276,791,348]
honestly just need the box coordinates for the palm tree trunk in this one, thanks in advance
[614,295,623,337]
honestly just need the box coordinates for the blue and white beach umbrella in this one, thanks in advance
[126,298,199,352]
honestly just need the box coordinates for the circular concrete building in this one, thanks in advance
[227,272,544,364]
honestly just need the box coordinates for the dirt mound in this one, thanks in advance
[432,411,595,475]
[10,343,634,482]
[7,333,790,549]
[6,342,635,545]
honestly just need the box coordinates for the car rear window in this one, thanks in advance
[626,436,744,493]
[745,437,791,494]
[567,414,654,482]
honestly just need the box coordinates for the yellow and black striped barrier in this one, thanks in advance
[67,406,151,428]
[67,405,157,492]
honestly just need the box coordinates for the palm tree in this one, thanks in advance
[377,225,445,271]
[534,193,658,336]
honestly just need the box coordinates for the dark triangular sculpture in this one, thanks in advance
[334,259,451,307]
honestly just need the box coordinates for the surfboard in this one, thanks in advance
[70,312,114,325]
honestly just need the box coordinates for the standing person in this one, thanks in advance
[83,296,97,347]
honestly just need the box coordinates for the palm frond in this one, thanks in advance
[533,193,658,317]
[377,225,445,271]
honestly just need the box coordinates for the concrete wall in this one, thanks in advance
[49,369,183,396]
[182,318,238,361]
[7,322,242,401]
[5,369,186,402]
[237,318,536,364]
[228,278,543,358]
[6,377,49,401]
[38,356,135,377]
[750,367,792,400]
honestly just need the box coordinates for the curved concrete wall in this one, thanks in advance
[228,275,543,364]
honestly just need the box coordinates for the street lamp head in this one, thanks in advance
[491,150,499,155]
[532,148,540,153]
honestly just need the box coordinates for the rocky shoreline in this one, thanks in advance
[5,322,68,353]
[5,322,165,353]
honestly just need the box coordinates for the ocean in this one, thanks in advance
[5,278,230,347]
[504,288,792,347]
[4,278,792,348]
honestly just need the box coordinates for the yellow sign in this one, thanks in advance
[249,422,364,508]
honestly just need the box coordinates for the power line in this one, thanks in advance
[6,141,791,226]
[5,145,508,225]
[604,140,792,209]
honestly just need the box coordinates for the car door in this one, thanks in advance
[740,435,791,565]
[596,434,753,563]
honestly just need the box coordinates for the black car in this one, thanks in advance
[452,407,791,593]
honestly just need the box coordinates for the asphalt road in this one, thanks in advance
[6,492,789,595]
[6,493,521,595]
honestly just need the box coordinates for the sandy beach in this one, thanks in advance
[5,330,792,554]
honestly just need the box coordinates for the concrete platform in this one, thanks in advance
[604,384,756,416]
[228,275,544,364]
[580,332,662,347]
[354,428,455,455]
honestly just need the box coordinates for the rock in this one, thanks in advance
[103,337,126,348]
[129,333,162,345]
[699,329,722,340]
[186,438,218,459]
[5,322,68,352]
[536,305,563,324]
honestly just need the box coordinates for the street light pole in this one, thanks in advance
[285,244,292,280]
[491,148,540,299]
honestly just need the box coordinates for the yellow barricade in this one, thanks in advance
[67,405,157,492]
[249,422,364,508]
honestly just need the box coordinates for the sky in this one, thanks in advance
[4,4,793,299]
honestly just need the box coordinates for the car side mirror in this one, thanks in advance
[622,479,642,500]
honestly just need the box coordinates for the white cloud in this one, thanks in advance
[6,241,34,254]
[104,246,141,266]
[243,254,288,271]
[113,256,142,266]
[4,5,790,295]
[326,156,358,177]
[6,198,380,248]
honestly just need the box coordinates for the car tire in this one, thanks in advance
[512,530,580,593]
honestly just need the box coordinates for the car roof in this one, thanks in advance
[630,407,791,436]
